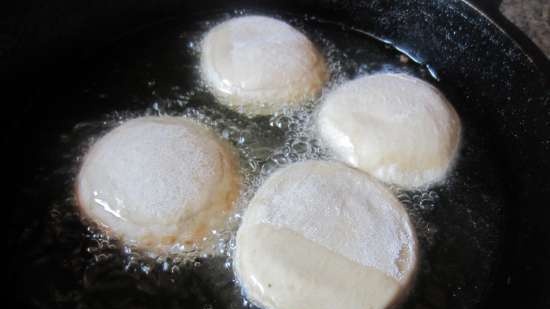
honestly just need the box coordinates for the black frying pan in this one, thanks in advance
[6,0,550,308]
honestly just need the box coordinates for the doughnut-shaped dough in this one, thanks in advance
[235,161,417,309]
[200,15,328,115]
[317,73,461,188]
[77,116,241,254]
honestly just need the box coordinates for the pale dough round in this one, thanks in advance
[235,161,417,309]
[200,15,328,115]
[76,116,241,254]
[317,73,461,189]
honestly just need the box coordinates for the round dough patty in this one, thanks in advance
[235,161,417,309]
[76,116,241,254]
[317,73,461,188]
[200,15,328,115]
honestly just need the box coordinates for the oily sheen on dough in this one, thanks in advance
[200,15,328,115]
[234,161,417,309]
[317,73,461,189]
[76,116,241,254]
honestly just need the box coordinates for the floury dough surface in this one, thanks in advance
[317,73,461,189]
[200,16,328,115]
[76,116,241,254]
[235,161,417,309]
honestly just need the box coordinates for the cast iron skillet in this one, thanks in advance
[5,0,549,308]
